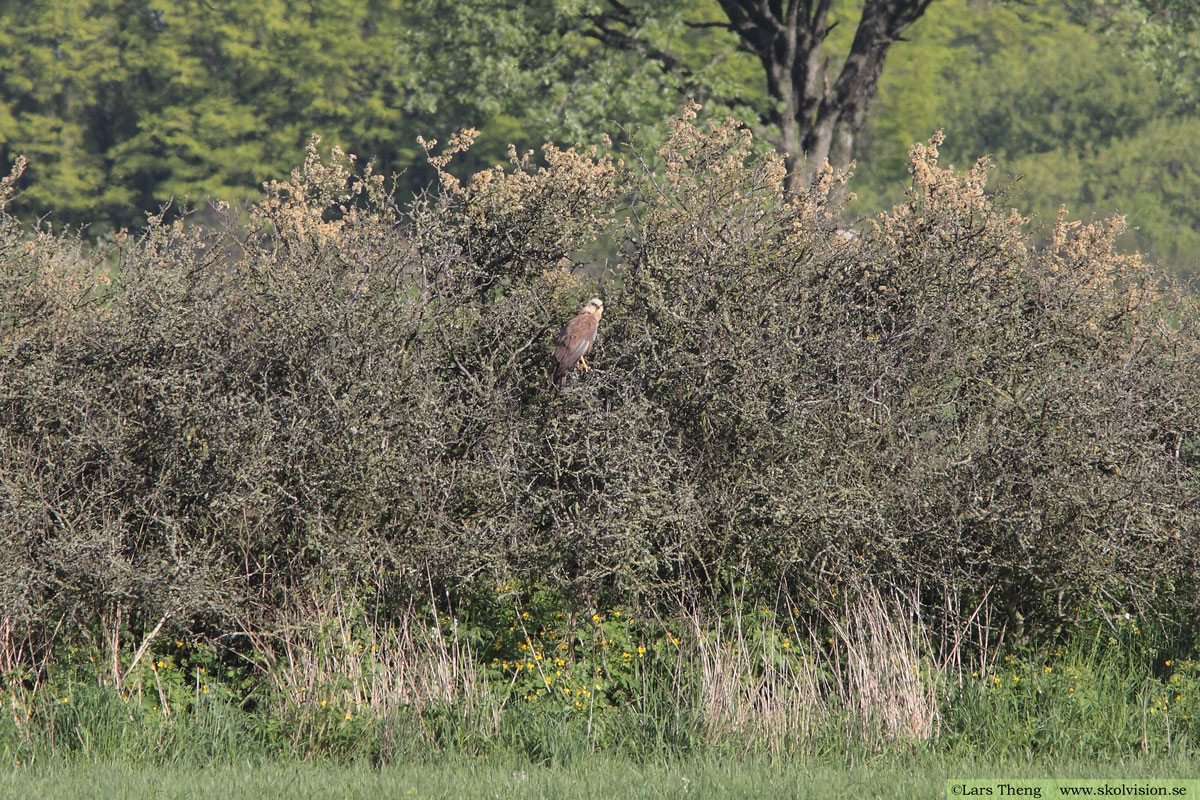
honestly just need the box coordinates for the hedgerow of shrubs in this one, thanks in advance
[1,108,1198,673]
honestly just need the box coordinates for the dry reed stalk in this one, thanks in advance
[253,590,496,722]
[822,588,941,744]
[686,606,826,749]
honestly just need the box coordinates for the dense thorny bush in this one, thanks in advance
[1,111,1198,671]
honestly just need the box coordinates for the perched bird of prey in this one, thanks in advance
[549,298,604,389]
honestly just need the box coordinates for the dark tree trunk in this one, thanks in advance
[587,0,936,192]
[714,0,936,191]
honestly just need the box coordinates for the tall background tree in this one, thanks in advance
[584,0,937,188]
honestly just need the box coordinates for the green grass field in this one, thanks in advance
[5,753,1199,800]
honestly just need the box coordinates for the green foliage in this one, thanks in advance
[1000,116,1200,276]
[0,0,774,235]
[0,0,428,232]
[1,656,271,767]
[856,0,1200,278]
[1071,0,1200,108]
[944,620,1200,759]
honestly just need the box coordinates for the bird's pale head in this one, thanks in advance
[585,297,604,319]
